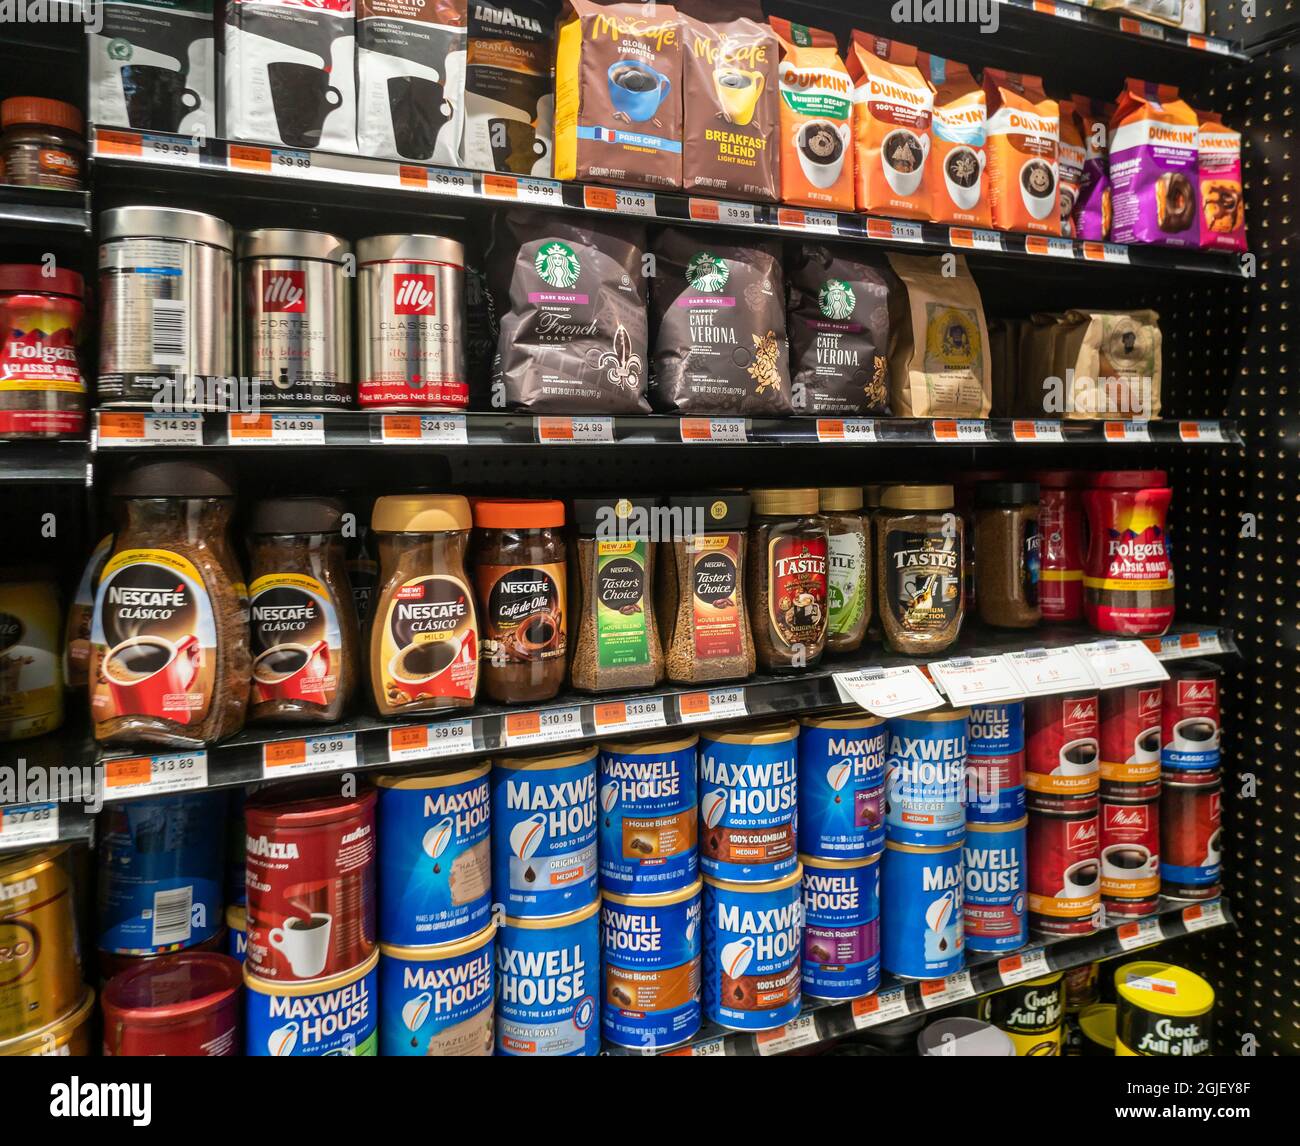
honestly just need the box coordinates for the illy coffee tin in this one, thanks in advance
[883,708,969,845]
[965,702,1026,824]
[800,854,881,1000]
[1026,691,1099,796]
[238,229,351,408]
[1160,772,1222,900]
[797,712,886,860]
[1114,960,1213,1056]
[979,972,1065,1056]
[97,206,233,407]
[962,817,1027,952]
[1161,661,1221,772]
[357,234,467,410]
[1100,684,1162,788]
[880,839,964,980]
[1027,791,1100,937]
[0,989,94,1057]
[245,946,379,1056]
[102,951,242,1056]
[1100,791,1161,919]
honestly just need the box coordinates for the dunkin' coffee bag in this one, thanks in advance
[770,17,854,212]
[490,211,650,413]
[1109,79,1199,247]
[786,243,898,416]
[356,0,466,163]
[919,52,989,228]
[223,0,357,153]
[1073,95,1113,240]
[1058,98,1085,238]
[649,228,790,415]
[1197,111,1245,252]
[554,0,683,190]
[983,69,1059,236]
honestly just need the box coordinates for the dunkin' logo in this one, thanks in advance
[262,270,306,313]
[1063,696,1098,737]
[394,274,437,315]
[1177,680,1217,708]
[1104,804,1149,831]
[1066,818,1097,853]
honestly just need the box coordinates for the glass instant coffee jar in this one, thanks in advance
[747,488,828,670]
[974,482,1041,629]
[874,484,964,655]
[0,264,87,439]
[821,486,870,654]
[1034,470,1086,624]
[0,97,83,189]
[0,567,64,741]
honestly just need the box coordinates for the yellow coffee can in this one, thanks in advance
[978,972,1064,1056]
[1114,961,1214,1056]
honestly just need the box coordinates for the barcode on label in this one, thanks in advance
[151,885,193,947]
[151,300,188,367]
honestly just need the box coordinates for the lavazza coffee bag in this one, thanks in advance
[490,210,651,413]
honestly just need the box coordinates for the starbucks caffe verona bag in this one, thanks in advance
[918,51,990,229]
[1109,79,1200,247]
[490,210,650,413]
[555,0,683,190]
[649,228,791,415]
[886,251,991,418]
[1072,95,1113,240]
[983,68,1060,236]
[1197,111,1245,252]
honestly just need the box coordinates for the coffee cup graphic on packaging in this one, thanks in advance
[881,129,930,196]
[121,64,201,132]
[1102,843,1156,880]
[1062,859,1099,898]
[386,636,463,702]
[1020,158,1058,220]
[714,68,764,127]
[607,61,671,122]
[103,634,202,723]
[796,119,852,189]
[386,74,450,161]
[488,118,548,173]
[943,145,986,209]
[1057,737,1099,777]
[269,912,334,979]
[252,639,330,705]
[267,61,343,149]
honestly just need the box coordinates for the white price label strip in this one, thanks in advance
[228,413,325,445]
[1075,640,1170,687]
[97,412,204,448]
[387,719,475,762]
[932,419,988,442]
[688,199,757,226]
[104,752,208,799]
[1146,631,1224,660]
[481,172,563,206]
[948,227,1004,252]
[755,1013,820,1055]
[677,688,747,724]
[1181,901,1226,933]
[1115,917,1163,951]
[1179,421,1226,443]
[0,802,58,848]
[928,654,1024,705]
[1005,646,1097,695]
[664,1036,727,1057]
[833,665,943,718]
[535,416,614,444]
[425,167,475,196]
[816,418,877,443]
[1012,420,1063,442]
[680,418,746,444]
[592,697,667,735]
[997,948,1050,985]
[919,970,974,1010]
[1104,421,1152,443]
[262,733,358,778]
[378,414,468,445]
[852,986,910,1027]
[502,706,583,748]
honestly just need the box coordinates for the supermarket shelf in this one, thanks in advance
[88,127,1247,280]
[0,184,92,241]
[0,801,95,854]
[0,439,91,482]
[995,0,1246,60]
[636,897,1235,1057]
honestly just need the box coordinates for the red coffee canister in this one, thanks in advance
[1082,470,1174,636]
[1160,771,1222,901]
[1027,792,1100,937]
[1099,684,1162,792]
[102,951,242,1056]
[1026,692,1099,797]
[97,927,226,988]
[1161,661,1221,773]
[1099,791,1160,920]
[244,784,376,984]
[1034,471,1085,623]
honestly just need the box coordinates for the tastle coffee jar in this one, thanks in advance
[1026,791,1100,937]
[1099,790,1160,920]
[820,486,870,653]
[874,483,963,655]
[747,488,828,670]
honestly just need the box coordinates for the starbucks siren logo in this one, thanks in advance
[687,253,730,293]
[535,241,580,289]
[819,279,855,321]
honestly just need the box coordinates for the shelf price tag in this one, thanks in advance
[270,148,312,175]
[97,411,204,448]
[104,752,208,799]
[1081,242,1131,265]
[1181,901,1227,933]
[94,129,145,158]
[688,199,757,226]
[228,143,273,173]
[262,733,358,778]
[1189,34,1232,55]
[502,706,583,748]
[1012,420,1063,442]
[833,665,943,718]
[535,416,614,444]
[775,207,838,234]
[663,1036,727,1057]
[592,697,666,735]
[0,802,58,848]
[866,218,923,244]
[755,1013,820,1056]
[1075,640,1169,687]
[1104,421,1152,443]
[1115,917,1163,951]
[1178,421,1226,443]
[1024,235,1075,259]
[378,414,468,445]
[387,720,475,762]
[680,417,746,444]
[851,986,910,1027]
[919,970,974,1010]
[228,413,325,445]
[928,655,1024,705]
[816,418,877,443]
[931,419,988,442]
[997,948,1051,984]
[676,688,747,724]
[948,227,1004,252]
[425,167,475,197]
[481,173,562,206]
[1005,646,1096,695]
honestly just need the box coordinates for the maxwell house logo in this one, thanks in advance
[1104,805,1149,830]
[394,274,437,315]
[262,270,306,313]
[1066,819,1097,851]
[1178,681,1216,707]
[1063,696,1097,736]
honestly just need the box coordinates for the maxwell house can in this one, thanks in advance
[492,747,598,919]
[797,712,886,860]
[800,854,881,1000]
[702,866,803,1032]
[1161,663,1221,772]
[102,951,243,1057]
[226,905,247,962]
[601,880,702,1050]
[496,899,601,1057]
[965,703,1026,824]
[979,973,1065,1056]
[378,922,495,1057]
[374,764,492,945]
[884,708,969,846]
[881,839,964,980]
[598,735,698,895]
[698,722,799,882]
[962,817,1027,952]
[245,947,379,1056]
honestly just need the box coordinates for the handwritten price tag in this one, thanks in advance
[378,414,468,445]
[503,706,583,748]
[680,418,746,444]
[262,733,358,778]
[228,413,325,445]
[833,665,943,718]
[1005,647,1096,695]
[0,802,58,848]
[677,688,747,724]
[104,752,208,799]
[535,416,614,444]
[1075,640,1169,687]
[851,986,910,1027]
[928,655,1024,705]
[387,720,475,762]
[592,697,666,735]
[816,418,877,443]
[97,412,204,448]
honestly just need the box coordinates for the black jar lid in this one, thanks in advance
[976,481,1040,508]
[666,493,751,534]
[573,497,660,538]
[111,460,234,499]
[249,497,347,535]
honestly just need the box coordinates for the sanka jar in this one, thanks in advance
[0,264,86,439]
[1083,471,1174,635]
[747,488,828,670]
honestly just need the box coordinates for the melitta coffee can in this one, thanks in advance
[880,839,963,980]
[1027,791,1100,937]
[238,229,352,408]
[965,702,1026,824]
[373,764,492,945]
[226,905,247,962]
[1161,661,1221,771]
[800,854,881,1000]
[883,708,969,846]
[962,817,1027,952]
[1114,960,1214,1056]
[797,712,886,860]
[1160,771,1222,900]
[702,867,803,1031]
[102,951,243,1056]
[1026,691,1099,796]
[1100,791,1161,920]
[1100,684,1162,789]
[356,234,468,410]
[244,785,377,983]
[245,947,379,1057]
[979,972,1065,1056]
[698,722,799,882]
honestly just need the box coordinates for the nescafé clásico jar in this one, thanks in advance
[747,488,828,670]
[874,484,964,655]
[1083,471,1174,636]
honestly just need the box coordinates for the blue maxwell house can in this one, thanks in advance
[881,839,964,980]
[798,712,886,860]
[884,708,969,846]
[800,854,881,1000]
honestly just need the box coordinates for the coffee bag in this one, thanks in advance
[1072,95,1113,240]
[554,0,683,190]
[984,69,1059,236]
[1197,111,1245,252]
[490,211,650,413]
[1058,99,1085,238]
[1109,79,1199,247]
[769,17,854,212]
[649,228,790,415]
[886,252,991,418]
[1092,0,1204,32]
[919,52,989,228]
[786,243,897,416]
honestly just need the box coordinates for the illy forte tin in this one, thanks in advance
[797,712,886,860]
[244,785,377,983]
[1026,691,1099,796]
[357,234,467,410]
[102,951,242,1056]
[1114,960,1213,1056]
[1161,661,1221,771]
[245,946,379,1056]
[800,854,881,1000]
[1100,791,1161,919]
[1100,684,1163,789]
[1160,772,1222,900]
[239,229,351,408]
[884,708,969,846]
[880,838,964,980]
[962,817,1027,952]
[965,702,1026,824]
[1027,791,1100,936]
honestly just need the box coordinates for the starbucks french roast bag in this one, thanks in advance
[769,16,854,211]
[649,228,791,415]
[490,210,650,413]
[555,0,683,190]
[223,0,357,153]
[1197,111,1245,251]
[846,33,932,221]
[983,68,1059,236]
[886,251,991,418]
[918,51,989,228]
[1073,94,1113,240]
[1109,79,1200,247]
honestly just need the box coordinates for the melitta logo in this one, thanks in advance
[393,274,437,315]
[1138,688,1161,719]
[474,3,544,32]
[1063,697,1097,735]
[1104,805,1149,830]
[819,279,855,320]
[1066,819,1098,851]
[262,270,306,313]
[1178,681,1217,707]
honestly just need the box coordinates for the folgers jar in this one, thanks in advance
[0,264,87,438]
[875,483,964,655]
[1035,471,1085,623]
[1083,470,1175,636]
[747,488,827,670]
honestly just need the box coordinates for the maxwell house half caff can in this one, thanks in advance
[884,709,969,845]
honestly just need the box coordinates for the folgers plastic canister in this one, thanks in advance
[1100,684,1162,790]
[226,905,246,962]
[1114,961,1214,1056]
[1027,791,1100,937]
[1100,790,1161,919]
[1035,471,1085,623]
[979,973,1065,1056]
[102,951,242,1056]
[601,880,702,1050]
[702,866,802,1031]
[797,712,886,860]
[245,947,379,1056]
[377,922,495,1056]
[1161,661,1221,771]
[244,785,377,983]
[492,747,598,918]
[965,702,1026,824]
[962,817,1027,952]
[800,854,880,1000]
[374,764,492,945]
[883,708,969,845]
[598,735,698,895]
[1026,691,1099,797]
[1160,771,1222,900]
[496,899,601,1057]
[880,839,963,980]
[1082,470,1175,636]
[0,989,93,1056]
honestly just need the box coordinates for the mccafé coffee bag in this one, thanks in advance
[555,0,683,190]
[1072,95,1113,240]
[1196,111,1245,252]
[1109,79,1199,247]
[919,52,989,228]
[984,68,1059,236]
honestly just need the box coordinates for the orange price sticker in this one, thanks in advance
[482,173,519,199]
[1025,235,1050,255]
[96,129,143,157]
[678,692,711,718]
[505,711,542,739]
[389,726,429,753]
[228,414,274,440]
[583,186,618,211]
[919,978,947,998]
[381,415,423,441]
[689,199,720,222]
[399,165,428,189]
[776,207,806,229]
[679,418,714,442]
[105,757,152,787]
[852,995,881,1019]
[1179,633,1202,650]
[594,702,628,727]
[865,218,894,240]
[536,417,574,442]
[99,412,145,439]
[932,420,959,440]
[263,740,307,769]
[228,144,272,173]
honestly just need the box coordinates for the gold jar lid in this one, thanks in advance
[864,483,883,509]
[751,488,819,516]
[372,494,471,533]
[880,484,954,512]
[820,486,863,512]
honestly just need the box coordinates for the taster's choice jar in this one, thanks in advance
[746,488,828,670]
[874,484,964,655]
[820,486,870,654]
[1083,470,1175,636]
[0,264,86,439]
[974,481,1041,629]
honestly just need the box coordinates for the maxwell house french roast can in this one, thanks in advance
[245,947,379,1056]
[800,854,881,1000]
[884,708,969,846]
[798,712,886,860]
[492,748,598,919]
[374,764,492,945]
[496,899,601,1057]
[965,703,1026,824]
[962,817,1027,952]
[881,839,964,980]
[598,735,698,895]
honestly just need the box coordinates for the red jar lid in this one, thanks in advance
[1033,470,1086,489]
[0,264,84,297]
[102,952,241,1024]
[245,783,376,827]
[1087,470,1167,488]
[1,96,82,134]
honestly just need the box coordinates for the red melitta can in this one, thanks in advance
[244,785,377,983]
[1034,472,1085,623]
[1027,792,1100,936]
[1161,771,1222,901]
[101,951,242,1056]
[1161,662,1221,772]
[1099,684,1162,789]
[1026,692,1100,797]
[1099,792,1160,920]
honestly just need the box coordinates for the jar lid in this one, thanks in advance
[820,486,863,512]
[1,96,81,133]
[666,493,750,533]
[102,952,241,1023]
[1032,470,1086,488]
[356,234,465,266]
[372,494,471,533]
[1114,961,1214,1018]
[751,488,819,516]
[249,497,347,535]
[976,481,1040,507]
[239,229,350,263]
[863,483,883,509]
[0,264,83,297]
[1087,470,1167,489]
[111,459,235,499]
[880,483,953,511]
[100,206,233,249]
[573,496,659,537]
[472,499,565,530]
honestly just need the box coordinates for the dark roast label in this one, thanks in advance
[477,562,566,663]
[885,529,961,633]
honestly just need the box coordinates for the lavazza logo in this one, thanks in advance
[393,273,437,315]
[262,269,306,313]
[474,3,543,32]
